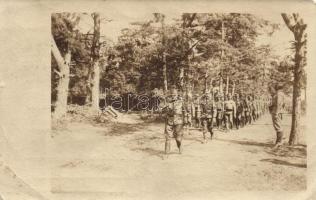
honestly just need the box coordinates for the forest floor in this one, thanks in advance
[49,113,306,200]
[0,113,307,200]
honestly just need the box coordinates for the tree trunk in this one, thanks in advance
[179,65,184,91]
[289,69,301,145]
[204,69,209,93]
[90,13,101,111]
[91,61,100,110]
[232,81,235,95]
[160,15,168,94]
[281,13,306,145]
[226,76,229,95]
[289,41,304,145]
[209,78,213,94]
[85,73,92,105]
[163,52,168,93]
[55,51,71,118]
[51,35,71,119]
[219,76,223,94]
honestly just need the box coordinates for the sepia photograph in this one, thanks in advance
[0,1,315,200]
[50,11,306,195]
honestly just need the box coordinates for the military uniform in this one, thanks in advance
[269,87,283,147]
[193,97,202,128]
[184,101,194,127]
[163,88,186,155]
[235,96,244,129]
[251,97,257,122]
[215,95,224,129]
[200,94,216,143]
[224,94,236,130]
[244,98,252,125]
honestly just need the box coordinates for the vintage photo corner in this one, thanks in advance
[1,1,316,199]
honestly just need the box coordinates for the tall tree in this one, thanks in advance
[51,13,81,119]
[154,13,168,93]
[90,13,101,111]
[281,13,307,145]
[51,35,71,119]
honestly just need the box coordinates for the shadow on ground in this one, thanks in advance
[260,158,307,168]
[104,122,146,136]
[217,138,307,159]
[265,145,307,159]
[130,147,165,159]
[216,138,274,148]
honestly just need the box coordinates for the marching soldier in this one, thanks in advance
[200,92,216,143]
[268,84,284,148]
[162,86,187,156]
[215,94,224,129]
[224,93,236,131]
[244,95,252,125]
[234,94,244,129]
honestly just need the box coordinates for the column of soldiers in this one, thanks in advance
[162,85,270,156]
[186,91,269,132]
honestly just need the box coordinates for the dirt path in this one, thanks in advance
[50,114,306,200]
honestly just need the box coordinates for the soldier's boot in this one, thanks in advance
[210,130,214,140]
[241,118,245,127]
[198,120,201,129]
[273,131,284,149]
[203,132,207,144]
[217,118,222,129]
[176,140,182,154]
[222,119,226,130]
[224,118,229,132]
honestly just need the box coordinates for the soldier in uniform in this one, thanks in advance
[215,94,224,129]
[162,87,187,155]
[224,93,236,131]
[234,93,244,129]
[244,95,252,125]
[200,92,216,143]
[268,84,284,148]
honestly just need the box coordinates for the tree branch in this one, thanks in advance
[281,13,295,33]
[54,69,62,77]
